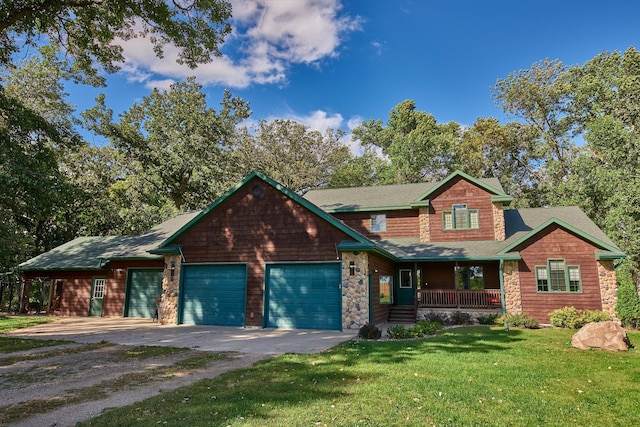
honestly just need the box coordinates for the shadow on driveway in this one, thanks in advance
[6,317,358,355]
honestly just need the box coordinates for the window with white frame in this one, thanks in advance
[535,259,582,293]
[442,204,479,230]
[370,214,387,232]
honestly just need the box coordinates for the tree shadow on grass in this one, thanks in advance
[345,326,527,365]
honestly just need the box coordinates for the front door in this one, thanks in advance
[88,277,105,316]
[397,269,414,305]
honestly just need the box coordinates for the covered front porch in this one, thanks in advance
[395,260,505,310]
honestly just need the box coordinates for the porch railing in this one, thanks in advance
[417,289,502,309]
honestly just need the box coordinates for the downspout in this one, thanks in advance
[499,258,509,332]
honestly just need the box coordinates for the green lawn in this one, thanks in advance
[0,315,66,352]
[0,314,57,334]
[80,327,640,427]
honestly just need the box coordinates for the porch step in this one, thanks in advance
[388,305,416,323]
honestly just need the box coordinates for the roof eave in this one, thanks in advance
[499,218,623,255]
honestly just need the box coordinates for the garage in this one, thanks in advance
[125,269,164,318]
[265,263,342,330]
[180,264,247,326]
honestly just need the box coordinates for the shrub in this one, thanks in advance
[358,323,381,340]
[450,311,472,325]
[415,320,444,336]
[386,325,409,339]
[549,306,582,329]
[423,311,447,324]
[616,262,640,329]
[523,317,539,329]
[477,313,499,325]
[387,321,443,340]
[549,306,611,329]
[582,309,612,324]
[495,312,537,328]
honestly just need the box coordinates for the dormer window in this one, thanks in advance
[443,204,479,230]
[370,214,387,232]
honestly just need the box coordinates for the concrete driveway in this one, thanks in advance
[6,317,358,354]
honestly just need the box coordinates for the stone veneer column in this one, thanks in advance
[159,254,181,325]
[597,260,618,319]
[419,207,430,243]
[342,252,369,330]
[502,260,522,314]
[493,202,506,241]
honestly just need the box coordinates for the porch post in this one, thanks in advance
[499,259,509,332]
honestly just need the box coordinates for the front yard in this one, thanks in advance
[78,327,640,427]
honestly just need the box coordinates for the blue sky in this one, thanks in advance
[71,0,640,152]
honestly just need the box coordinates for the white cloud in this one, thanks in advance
[117,0,361,89]
[289,110,344,132]
[144,79,175,91]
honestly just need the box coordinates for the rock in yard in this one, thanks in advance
[571,321,631,352]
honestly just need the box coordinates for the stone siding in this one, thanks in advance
[159,255,181,325]
[419,207,430,243]
[342,252,370,330]
[493,202,505,241]
[597,260,618,319]
[503,260,522,314]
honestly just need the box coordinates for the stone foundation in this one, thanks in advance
[342,252,369,330]
[417,308,502,324]
[159,254,181,325]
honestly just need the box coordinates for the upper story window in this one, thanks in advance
[370,214,387,232]
[536,259,582,293]
[442,204,479,230]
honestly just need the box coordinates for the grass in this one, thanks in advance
[0,315,67,353]
[0,314,57,334]
[78,327,640,427]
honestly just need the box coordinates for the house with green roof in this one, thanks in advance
[21,170,624,328]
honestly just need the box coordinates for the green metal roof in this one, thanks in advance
[20,172,624,270]
[501,206,621,253]
[304,171,508,213]
[20,211,200,271]
[375,238,521,262]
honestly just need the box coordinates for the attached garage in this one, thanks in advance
[179,264,247,326]
[265,263,342,330]
[124,269,164,318]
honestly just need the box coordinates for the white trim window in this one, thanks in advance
[536,259,582,293]
[370,214,387,232]
[443,204,479,230]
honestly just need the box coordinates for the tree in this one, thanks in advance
[492,59,578,204]
[457,117,541,206]
[235,119,351,193]
[352,100,460,183]
[327,149,390,188]
[1,0,232,80]
[85,77,251,211]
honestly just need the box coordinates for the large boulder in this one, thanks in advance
[571,321,631,352]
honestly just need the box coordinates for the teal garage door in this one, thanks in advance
[180,264,247,326]
[125,269,164,318]
[265,263,342,330]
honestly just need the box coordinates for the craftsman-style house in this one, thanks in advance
[20,170,624,329]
